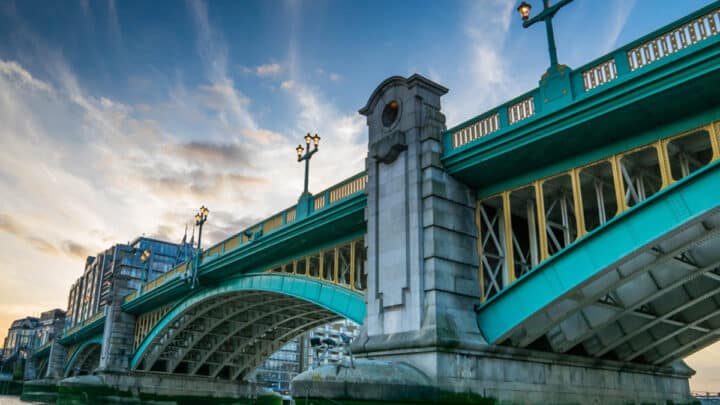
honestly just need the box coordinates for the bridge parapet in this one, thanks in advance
[60,307,106,344]
[123,171,367,304]
[445,3,720,153]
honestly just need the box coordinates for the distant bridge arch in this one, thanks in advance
[131,273,364,380]
[64,335,103,377]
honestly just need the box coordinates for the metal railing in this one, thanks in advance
[63,307,107,338]
[447,4,720,150]
[124,171,367,304]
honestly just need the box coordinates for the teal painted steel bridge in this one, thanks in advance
[55,2,720,383]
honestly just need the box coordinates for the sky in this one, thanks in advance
[0,0,718,391]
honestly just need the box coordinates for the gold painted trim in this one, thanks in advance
[334,247,339,284]
[350,241,356,291]
[319,253,324,281]
[502,191,515,284]
[610,155,628,213]
[534,180,549,262]
[712,121,720,161]
[570,168,586,239]
[655,141,672,188]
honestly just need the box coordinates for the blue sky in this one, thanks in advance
[0,0,718,390]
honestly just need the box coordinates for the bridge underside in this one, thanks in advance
[134,290,341,381]
[65,343,101,377]
[498,205,720,365]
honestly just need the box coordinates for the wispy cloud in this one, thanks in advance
[255,63,282,77]
[0,214,90,259]
[0,60,53,92]
[443,0,517,125]
[602,0,637,53]
[186,0,258,133]
[107,0,123,49]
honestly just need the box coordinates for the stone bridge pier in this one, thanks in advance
[291,74,696,405]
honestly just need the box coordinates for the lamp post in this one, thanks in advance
[140,249,151,284]
[194,205,209,251]
[191,206,209,288]
[296,133,321,197]
[517,0,573,70]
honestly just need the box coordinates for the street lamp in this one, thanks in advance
[296,133,321,196]
[190,206,209,289]
[140,249,151,283]
[516,0,573,69]
[194,205,209,251]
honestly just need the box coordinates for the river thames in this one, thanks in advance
[0,397,42,405]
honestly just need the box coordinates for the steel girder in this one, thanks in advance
[140,293,264,370]
[502,210,720,365]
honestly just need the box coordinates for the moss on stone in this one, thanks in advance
[56,381,281,405]
[293,390,498,405]
[21,380,59,403]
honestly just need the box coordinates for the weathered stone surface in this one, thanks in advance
[293,348,695,405]
[359,74,484,352]
[57,373,280,404]
[98,276,136,373]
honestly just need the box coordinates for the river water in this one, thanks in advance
[0,396,44,405]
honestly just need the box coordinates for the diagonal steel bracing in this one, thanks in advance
[592,283,720,357]
[516,224,720,348]
[184,299,313,375]
[553,256,720,353]
[625,303,720,361]
[165,296,297,374]
[212,309,335,378]
[140,293,264,370]
[653,329,720,365]
[230,316,334,381]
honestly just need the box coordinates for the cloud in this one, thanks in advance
[0,60,53,92]
[0,214,89,259]
[281,80,295,90]
[255,63,282,77]
[202,210,261,245]
[186,0,257,132]
[173,141,251,166]
[241,128,284,145]
[60,240,92,259]
[314,68,342,83]
[602,0,637,53]
[279,80,366,188]
[107,0,123,48]
[442,0,518,125]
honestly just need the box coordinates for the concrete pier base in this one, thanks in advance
[56,372,281,404]
[21,379,59,403]
[291,347,697,405]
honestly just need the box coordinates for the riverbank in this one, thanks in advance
[0,381,23,396]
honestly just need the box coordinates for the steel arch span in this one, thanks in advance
[131,273,364,380]
[64,334,103,377]
[478,161,720,365]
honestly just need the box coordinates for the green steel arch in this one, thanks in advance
[63,334,103,377]
[131,273,365,370]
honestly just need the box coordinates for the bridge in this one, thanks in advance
[26,3,720,404]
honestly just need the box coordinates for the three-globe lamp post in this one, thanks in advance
[195,205,209,251]
[191,205,209,288]
[296,133,321,196]
[140,249,151,283]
